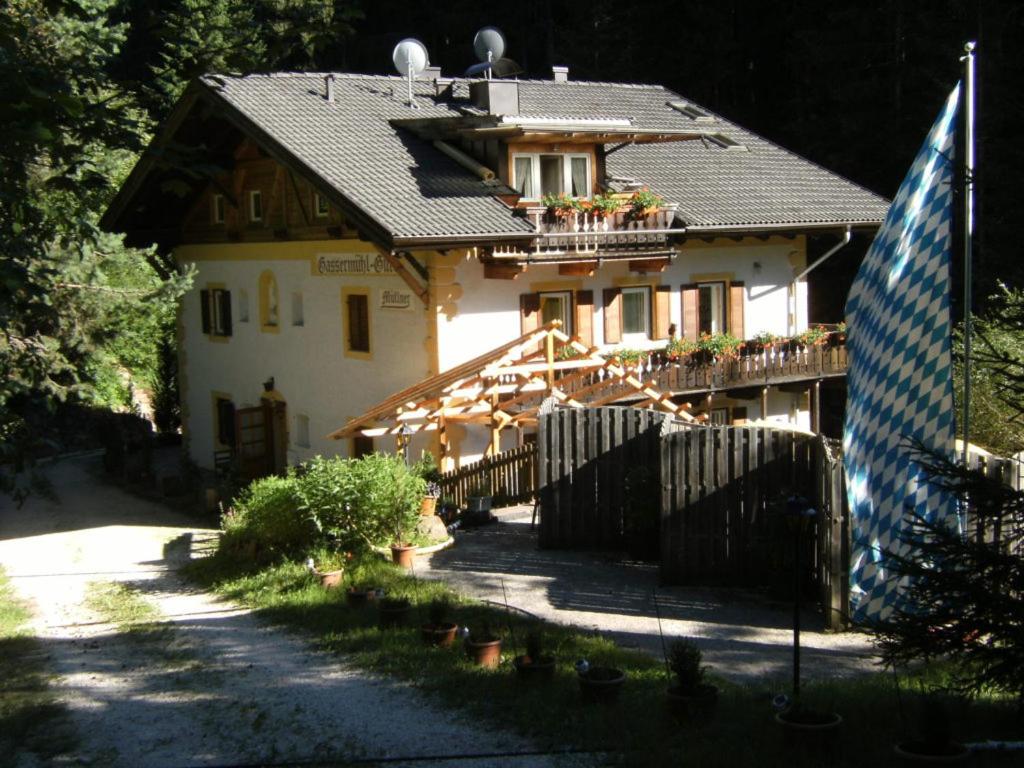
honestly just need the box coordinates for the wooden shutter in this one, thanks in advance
[653,285,672,340]
[218,290,233,336]
[681,285,699,341]
[574,290,594,346]
[520,292,540,335]
[200,289,211,334]
[603,288,622,344]
[348,293,369,352]
[728,282,745,339]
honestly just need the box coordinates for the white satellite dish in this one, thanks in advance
[392,38,429,108]
[473,27,505,79]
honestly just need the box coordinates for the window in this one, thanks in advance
[698,282,726,335]
[709,408,730,426]
[291,291,304,327]
[295,414,310,448]
[667,100,714,123]
[314,193,329,218]
[215,397,236,447]
[352,434,374,458]
[200,288,232,337]
[621,286,650,338]
[539,291,572,335]
[249,189,262,222]
[344,290,370,356]
[258,270,278,331]
[211,194,225,224]
[511,153,591,200]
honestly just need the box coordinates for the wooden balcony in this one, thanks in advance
[490,205,682,262]
[560,340,849,404]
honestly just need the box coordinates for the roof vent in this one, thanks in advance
[423,65,442,81]
[552,66,569,83]
[470,79,520,116]
[324,74,335,102]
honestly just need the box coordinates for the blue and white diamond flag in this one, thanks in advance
[844,84,961,625]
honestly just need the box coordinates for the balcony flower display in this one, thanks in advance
[627,188,664,220]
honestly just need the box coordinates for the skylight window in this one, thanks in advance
[667,100,715,123]
[705,133,748,151]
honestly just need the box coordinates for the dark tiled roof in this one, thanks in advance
[200,73,889,242]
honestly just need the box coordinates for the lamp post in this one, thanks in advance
[398,423,413,465]
[785,494,817,701]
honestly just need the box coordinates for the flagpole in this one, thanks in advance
[961,41,976,471]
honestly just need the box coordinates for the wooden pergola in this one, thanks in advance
[329,321,694,466]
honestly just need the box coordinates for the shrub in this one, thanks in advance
[227,474,314,553]
[294,455,363,551]
[668,638,707,692]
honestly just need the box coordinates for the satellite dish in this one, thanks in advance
[464,58,523,79]
[392,38,429,108]
[473,27,506,74]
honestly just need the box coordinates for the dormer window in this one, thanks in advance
[512,153,591,201]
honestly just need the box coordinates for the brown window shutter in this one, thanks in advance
[603,288,622,344]
[681,285,699,341]
[200,290,211,334]
[653,285,672,340]
[574,290,594,346]
[729,282,745,339]
[520,292,540,335]
[348,293,369,352]
[219,290,233,337]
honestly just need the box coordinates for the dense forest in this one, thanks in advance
[3,0,1022,490]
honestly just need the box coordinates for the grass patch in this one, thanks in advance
[84,581,162,628]
[186,551,1023,767]
[0,568,77,767]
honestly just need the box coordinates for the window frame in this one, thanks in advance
[314,192,329,218]
[291,291,304,327]
[248,189,263,223]
[538,290,573,335]
[342,287,372,360]
[510,152,592,201]
[620,285,651,341]
[697,281,726,335]
[211,193,225,224]
[258,270,279,333]
[213,394,236,449]
[201,286,232,338]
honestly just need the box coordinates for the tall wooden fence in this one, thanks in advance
[438,443,537,509]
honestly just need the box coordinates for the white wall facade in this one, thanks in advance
[177,240,431,470]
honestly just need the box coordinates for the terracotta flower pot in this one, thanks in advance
[775,709,842,760]
[346,587,377,608]
[391,544,416,569]
[378,598,413,629]
[316,569,344,589]
[666,683,718,721]
[420,497,438,516]
[893,742,970,764]
[465,637,502,668]
[421,622,458,647]
[578,667,625,702]
[513,654,556,680]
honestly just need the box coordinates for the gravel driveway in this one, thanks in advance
[0,456,584,768]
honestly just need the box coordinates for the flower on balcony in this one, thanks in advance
[796,325,831,347]
[627,188,664,220]
[540,193,581,218]
[590,193,622,219]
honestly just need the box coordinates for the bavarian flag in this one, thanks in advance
[844,85,961,625]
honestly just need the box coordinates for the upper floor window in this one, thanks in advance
[258,270,279,331]
[314,193,329,218]
[512,153,590,200]
[211,194,225,224]
[698,282,725,335]
[539,291,572,335]
[344,290,370,356]
[621,286,650,340]
[200,287,232,337]
[248,189,263,222]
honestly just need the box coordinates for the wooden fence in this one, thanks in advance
[438,443,537,509]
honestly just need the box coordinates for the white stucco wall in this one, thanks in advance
[177,241,430,470]
[433,237,811,463]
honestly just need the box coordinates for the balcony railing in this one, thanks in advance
[491,204,682,260]
[560,339,849,403]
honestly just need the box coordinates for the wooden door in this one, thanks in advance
[235,404,272,480]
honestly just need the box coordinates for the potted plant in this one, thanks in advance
[577,660,626,702]
[540,193,579,222]
[513,630,556,679]
[378,596,413,629]
[464,622,503,667]
[590,193,621,222]
[421,598,459,647]
[774,699,843,758]
[421,481,442,516]
[893,696,969,764]
[412,451,443,516]
[464,480,493,526]
[627,188,663,221]
[346,585,380,608]
[665,638,718,719]
[749,331,782,355]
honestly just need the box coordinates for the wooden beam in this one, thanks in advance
[483,263,524,280]
[288,171,311,226]
[628,258,670,273]
[558,262,597,276]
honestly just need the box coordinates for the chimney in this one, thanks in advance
[423,65,442,81]
[552,66,569,83]
[469,79,520,116]
[324,74,335,102]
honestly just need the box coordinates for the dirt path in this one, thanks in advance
[0,457,578,768]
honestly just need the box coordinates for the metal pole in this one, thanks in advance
[961,41,976,470]
[793,517,801,700]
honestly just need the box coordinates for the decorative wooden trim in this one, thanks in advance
[483,263,524,280]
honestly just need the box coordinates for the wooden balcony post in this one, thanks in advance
[761,387,769,420]
[811,380,821,434]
